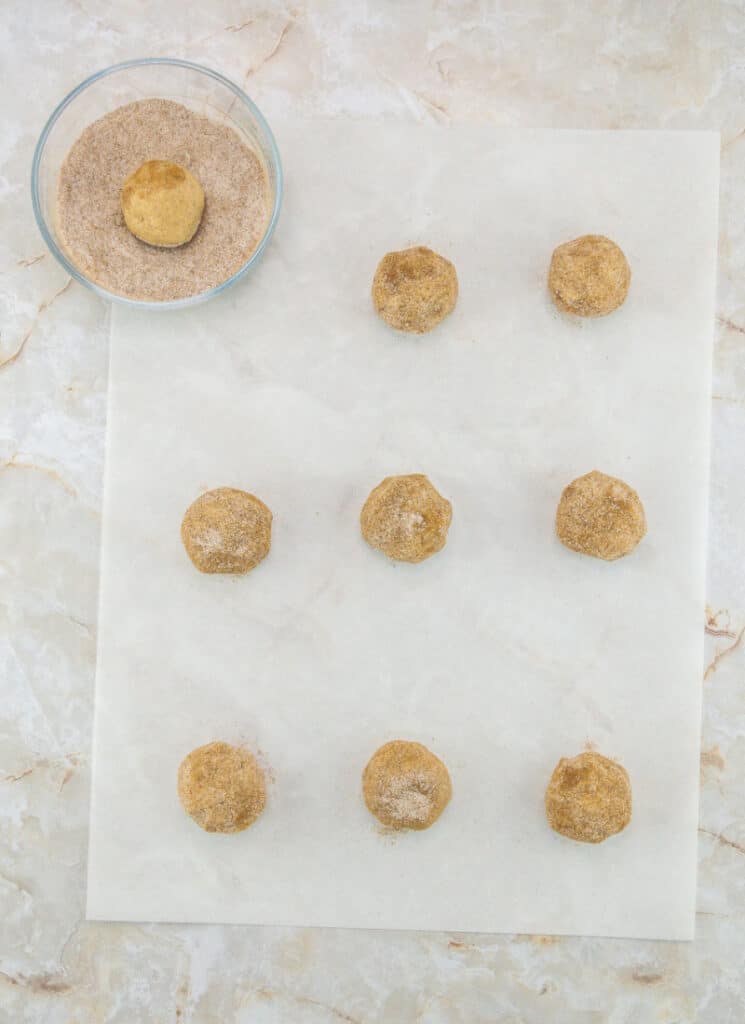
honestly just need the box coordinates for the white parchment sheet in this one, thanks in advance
[88,123,719,938]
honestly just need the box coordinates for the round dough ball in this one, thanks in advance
[360,473,452,563]
[556,470,646,560]
[545,750,631,844]
[181,487,272,574]
[363,740,452,831]
[372,246,458,333]
[121,160,205,247]
[178,741,266,833]
[548,234,630,317]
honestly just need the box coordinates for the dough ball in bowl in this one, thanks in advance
[372,246,458,333]
[121,159,205,247]
[548,234,630,317]
[178,741,267,833]
[181,487,272,574]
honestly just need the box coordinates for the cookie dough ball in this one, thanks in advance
[121,160,205,247]
[363,740,452,831]
[178,741,266,833]
[545,751,632,844]
[372,246,458,333]
[556,470,646,561]
[181,487,272,575]
[361,473,452,563]
[548,234,630,317]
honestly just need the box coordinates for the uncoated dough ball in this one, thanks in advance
[363,740,452,831]
[121,160,205,247]
[555,470,646,561]
[548,234,630,317]
[181,487,272,574]
[360,473,452,563]
[545,751,632,844]
[178,741,267,833]
[372,246,458,333]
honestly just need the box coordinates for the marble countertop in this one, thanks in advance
[1,2,744,1021]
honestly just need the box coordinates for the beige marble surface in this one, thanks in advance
[1,2,744,1021]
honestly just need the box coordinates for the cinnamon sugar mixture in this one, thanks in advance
[56,99,271,302]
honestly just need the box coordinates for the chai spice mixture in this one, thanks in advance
[57,99,271,301]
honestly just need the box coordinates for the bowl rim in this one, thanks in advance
[31,57,283,310]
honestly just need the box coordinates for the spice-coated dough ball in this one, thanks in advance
[362,740,452,831]
[548,234,630,317]
[181,487,272,574]
[372,246,458,333]
[545,750,632,843]
[121,160,205,247]
[555,470,646,561]
[178,741,267,833]
[360,473,452,563]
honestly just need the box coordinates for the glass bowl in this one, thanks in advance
[31,58,283,310]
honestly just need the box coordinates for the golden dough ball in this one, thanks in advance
[363,740,452,831]
[372,246,458,333]
[545,750,632,844]
[548,234,630,317]
[360,473,452,563]
[556,470,646,561]
[181,487,272,575]
[177,741,266,833]
[121,160,205,247]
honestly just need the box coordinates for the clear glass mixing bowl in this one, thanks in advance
[31,58,283,309]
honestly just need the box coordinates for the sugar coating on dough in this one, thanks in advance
[178,741,266,833]
[363,740,452,831]
[548,234,630,317]
[121,160,205,247]
[372,246,458,333]
[181,487,272,574]
[545,750,632,844]
[556,470,646,561]
[360,473,452,563]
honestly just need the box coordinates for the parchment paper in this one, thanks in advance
[87,122,719,938]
